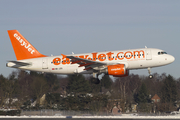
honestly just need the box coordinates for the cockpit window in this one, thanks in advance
[158,51,167,55]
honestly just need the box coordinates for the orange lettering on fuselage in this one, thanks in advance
[53,57,61,65]
[98,54,106,61]
[52,56,70,65]
[92,53,97,61]
[133,50,145,58]
[124,51,133,59]
[106,52,114,61]
[117,52,124,60]
[62,58,70,65]
[53,50,145,65]
[62,54,70,65]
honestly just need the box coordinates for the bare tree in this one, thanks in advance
[30,76,49,105]
[112,74,141,112]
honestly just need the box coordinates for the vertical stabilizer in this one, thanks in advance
[7,30,46,60]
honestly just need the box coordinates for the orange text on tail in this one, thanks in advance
[7,30,46,60]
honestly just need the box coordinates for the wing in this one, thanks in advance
[62,54,107,71]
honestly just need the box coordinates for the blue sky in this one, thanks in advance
[0,0,180,78]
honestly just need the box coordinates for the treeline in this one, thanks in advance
[0,70,180,113]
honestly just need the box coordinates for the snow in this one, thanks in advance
[1,115,180,119]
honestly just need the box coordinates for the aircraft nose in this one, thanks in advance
[169,55,175,63]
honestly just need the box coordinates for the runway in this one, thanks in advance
[1,115,180,120]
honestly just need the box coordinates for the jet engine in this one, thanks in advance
[104,64,129,77]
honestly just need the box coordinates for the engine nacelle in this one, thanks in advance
[106,64,129,77]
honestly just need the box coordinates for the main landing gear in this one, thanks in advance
[92,78,100,84]
[148,67,153,79]
[92,72,100,84]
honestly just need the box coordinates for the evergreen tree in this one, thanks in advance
[67,74,91,94]
[44,73,59,92]
[161,75,177,103]
[0,74,7,106]
[134,82,150,103]
[101,75,112,89]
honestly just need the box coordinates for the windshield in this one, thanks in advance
[158,51,167,55]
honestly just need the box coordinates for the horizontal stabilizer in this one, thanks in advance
[6,61,31,68]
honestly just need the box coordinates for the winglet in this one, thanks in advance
[7,30,46,60]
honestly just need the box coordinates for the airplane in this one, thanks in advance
[6,30,175,84]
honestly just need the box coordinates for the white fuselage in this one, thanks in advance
[7,48,175,75]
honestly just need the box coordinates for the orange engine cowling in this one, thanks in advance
[107,64,129,77]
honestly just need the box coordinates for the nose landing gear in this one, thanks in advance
[148,67,153,79]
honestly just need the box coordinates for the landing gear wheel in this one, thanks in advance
[149,74,153,79]
[147,67,153,79]
[92,78,100,84]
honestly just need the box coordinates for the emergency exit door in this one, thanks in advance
[146,49,152,60]
[42,59,48,69]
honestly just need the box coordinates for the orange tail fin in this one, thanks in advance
[7,30,46,60]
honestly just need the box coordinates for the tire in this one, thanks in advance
[149,75,153,79]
